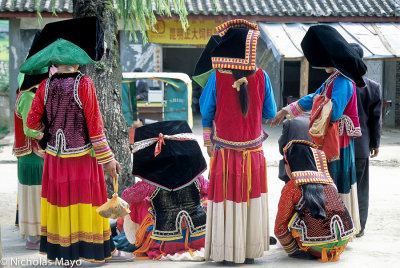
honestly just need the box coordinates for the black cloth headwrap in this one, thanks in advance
[193,34,222,77]
[211,28,248,60]
[20,73,48,92]
[132,120,207,191]
[20,30,49,91]
[26,16,104,61]
[286,143,318,173]
[301,25,367,88]
[349,43,364,59]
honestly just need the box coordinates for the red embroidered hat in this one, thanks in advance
[211,19,260,71]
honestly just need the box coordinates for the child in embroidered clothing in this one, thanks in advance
[275,140,356,262]
[122,120,208,261]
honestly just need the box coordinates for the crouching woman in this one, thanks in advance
[274,140,356,262]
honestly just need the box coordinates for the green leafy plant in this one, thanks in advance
[35,0,219,44]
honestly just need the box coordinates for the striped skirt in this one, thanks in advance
[17,153,43,237]
[204,146,269,263]
[40,153,115,263]
[328,136,361,233]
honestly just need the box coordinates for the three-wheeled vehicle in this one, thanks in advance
[121,72,193,143]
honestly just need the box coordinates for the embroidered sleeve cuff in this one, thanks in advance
[203,127,212,147]
[90,134,115,164]
[276,231,299,254]
[283,101,305,119]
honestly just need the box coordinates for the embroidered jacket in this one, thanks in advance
[27,72,114,164]
[13,88,42,157]
[275,145,356,254]
[122,177,209,240]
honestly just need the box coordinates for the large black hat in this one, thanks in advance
[211,19,260,71]
[192,34,222,88]
[132,120,207,191]
[20,17,104,75]
[301,25,367,88]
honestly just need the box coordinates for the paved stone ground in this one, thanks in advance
[1,116,400,267]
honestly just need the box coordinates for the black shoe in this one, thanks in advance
[222,260,236,266]
[244,258,254,264]
[269,236,277,245]
[356,229,365,238]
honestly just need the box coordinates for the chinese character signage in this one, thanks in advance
[147,20,225,45]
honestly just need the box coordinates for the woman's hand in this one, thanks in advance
[104,159,121,178]
[37,132,44,141]
[207,146,214,157]
[269,110,288,128]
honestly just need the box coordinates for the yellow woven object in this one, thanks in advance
[96,175,131,219]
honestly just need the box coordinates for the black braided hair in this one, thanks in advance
[231,69,256,117]
[301,184,326,219]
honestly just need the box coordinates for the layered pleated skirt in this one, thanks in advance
[124,203,206,261]
[40,153,115,263]
[204,146,269,263]
[328,135,361,233]
[17,153,43,237]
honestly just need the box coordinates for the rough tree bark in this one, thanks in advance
[72,0,134,196]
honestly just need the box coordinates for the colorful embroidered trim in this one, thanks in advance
[290,214,356,245]
[292,171,333,186]
[283,140,334,186]
[276,230,299,254]
[211,29,260,71]
[283,140,317,156]
[339,115,362,137]
[216,19,259,37]
[148,197,207,239]
[203,127,212,147]
[286,101,306,118]
[211,129,268,149]
[41,226,112,247]
[13,136,33,157]
[46,129,93,157]
[90,133,114,164]
[131,132,197,156]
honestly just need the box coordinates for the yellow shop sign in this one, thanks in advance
[147,20,225,45]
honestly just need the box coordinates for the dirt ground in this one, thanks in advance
[1,121,400,267]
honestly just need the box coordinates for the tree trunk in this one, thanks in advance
[72,0,134,196]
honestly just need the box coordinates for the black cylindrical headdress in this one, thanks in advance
[20,17,104,75]
[301,25,367,88]
[211,19,260,71]
[132,121,207,191]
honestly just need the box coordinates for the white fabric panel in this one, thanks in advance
[205,193,269,263]
[123,214,140,245]
[18,183,41,237]
[339,183,361,233]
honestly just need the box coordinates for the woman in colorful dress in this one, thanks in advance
[13,73,47,250]
[199,20,277,264]
[22,17,132,264]
[122,120,208,261]
[270,25,367,233]
[275,140,356,262]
